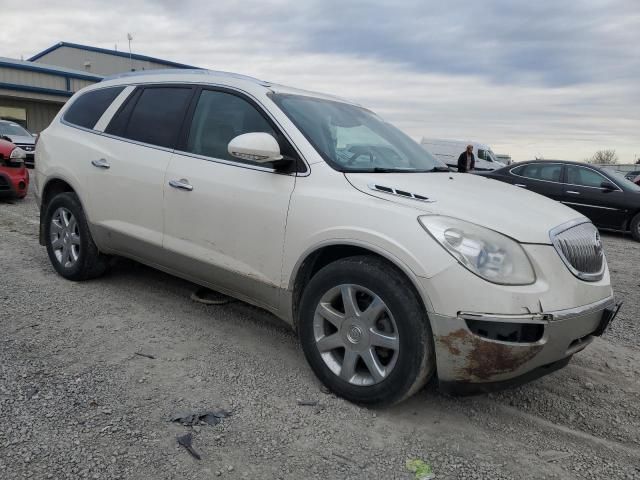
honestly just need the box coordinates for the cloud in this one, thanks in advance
[0,0,638,162]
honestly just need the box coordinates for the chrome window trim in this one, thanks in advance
[509,162,623,192]
[549,218,605,282]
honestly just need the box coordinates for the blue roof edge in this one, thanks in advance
[28,41,197,69]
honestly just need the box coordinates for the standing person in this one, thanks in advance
[457,144,475,173]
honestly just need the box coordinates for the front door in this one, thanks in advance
[162,88,296,309]
[562,165,627,228]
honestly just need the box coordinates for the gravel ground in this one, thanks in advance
[1,187,639,479]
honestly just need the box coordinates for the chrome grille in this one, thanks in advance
[550,220,605,281]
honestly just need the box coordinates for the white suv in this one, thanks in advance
[35,70,618,405]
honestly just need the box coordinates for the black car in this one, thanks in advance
[480,160,640,241]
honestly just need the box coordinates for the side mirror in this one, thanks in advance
[601,180,616,191]
[228,132,282,164]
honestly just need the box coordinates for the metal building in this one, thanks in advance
[0,57,102,133]
[28,41,196,76]
[1,42,197,134]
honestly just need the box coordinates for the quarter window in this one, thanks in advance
[63,87,125,129]
[512,164,562,182]
[116,87,192,149]
[566,165,608,188]
[185,90,277,165]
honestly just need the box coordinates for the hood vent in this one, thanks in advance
[368,183,435,203]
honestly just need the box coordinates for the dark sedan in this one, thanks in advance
[479,160,640,241]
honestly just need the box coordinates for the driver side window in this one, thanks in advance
[566,165,608,188]
[186,90,277,165]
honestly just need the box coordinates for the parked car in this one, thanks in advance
[35,71,618,404]
[0,120,36,168]
[0,138,29,199]
[480,160,640,241]
[420,138,506,171]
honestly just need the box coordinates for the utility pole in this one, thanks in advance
[127,33,133,71]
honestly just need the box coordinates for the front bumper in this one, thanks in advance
[0,168,29,198]
[431,296,620,393]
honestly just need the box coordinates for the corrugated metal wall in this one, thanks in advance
[0,68,66,91]
[0,95,63,133]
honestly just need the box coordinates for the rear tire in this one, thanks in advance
[298,255,435,406]
[631,213,640,242]
[43,192,109,280]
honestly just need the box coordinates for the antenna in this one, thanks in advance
[127,33,133,71]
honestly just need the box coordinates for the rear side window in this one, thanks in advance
[512,163,562,182]
[63,87,125,129]
[111,87,192,149]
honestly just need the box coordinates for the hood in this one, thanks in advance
[2,135,35,145]
[345,172,583,244]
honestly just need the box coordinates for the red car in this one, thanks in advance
[0,138,29,199]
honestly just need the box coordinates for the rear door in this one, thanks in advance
[562,165,627,228]
[162,87,297,309]
[86,85,194,258]
[507,163,564,200]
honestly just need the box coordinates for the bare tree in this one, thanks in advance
[587,149,618,165]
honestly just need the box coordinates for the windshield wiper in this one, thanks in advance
[428,166,451,172]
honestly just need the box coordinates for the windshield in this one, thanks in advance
[0,122,31,137]
[608,170,640,192]
[270,94,446,172]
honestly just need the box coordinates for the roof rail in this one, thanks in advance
[101,68,271,86]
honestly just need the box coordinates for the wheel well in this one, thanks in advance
[39,179,75,245]
[291,245,426,331]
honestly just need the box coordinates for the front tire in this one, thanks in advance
[631,213,640,242]
[298,256,435,406]
[43,192,109,280]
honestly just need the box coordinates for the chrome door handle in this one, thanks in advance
[566,190,580,195]
[91,158,110,169]
[514,184,527,188]
[169,179,193,191]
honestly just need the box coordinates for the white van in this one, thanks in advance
[420,138,505,171]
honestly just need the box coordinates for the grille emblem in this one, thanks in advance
[594,231,603,259]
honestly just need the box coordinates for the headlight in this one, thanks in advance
[9,147,26,160]
[418,215,535,285]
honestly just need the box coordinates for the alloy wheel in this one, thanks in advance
[50,207,80,268]
[313,284,400,386]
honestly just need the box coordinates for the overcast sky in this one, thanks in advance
[2,0,639,162]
